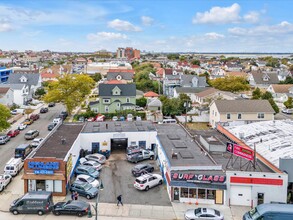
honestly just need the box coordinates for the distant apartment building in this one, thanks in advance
[0,67,13,83]
[116,47,140,59]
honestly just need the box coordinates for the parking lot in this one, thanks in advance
[74,151,171,206]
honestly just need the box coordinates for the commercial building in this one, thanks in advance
[116,47,140,60]
[0,67,12,83]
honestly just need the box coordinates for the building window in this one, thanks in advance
[103,99,110,104]
[105,106,109,113]
[138,141,146,148]
[198,189,206,199]
[117,103,120,107]
[126,97,130,103]
[215,112,217,116]
[238,113,242,119]
[180,188,188,198]
[207,190,216,200]
[227,113,231,119]
[258,113,264,119]
[54,180,62,193]
[130,141,136,146]
[189,188,197,198]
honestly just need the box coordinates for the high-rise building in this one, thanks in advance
[116,48,125,59]
[116,47,140,59]
[133,49,140,59]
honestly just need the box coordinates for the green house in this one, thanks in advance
[98,83,136,113]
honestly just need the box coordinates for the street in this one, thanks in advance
[0,103,65,171]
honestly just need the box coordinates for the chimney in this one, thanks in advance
[61,138,66,145]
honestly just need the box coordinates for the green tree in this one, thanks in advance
[35,87,46,96]
[179,56,186,61]
[191,59,200,65]
[261,91,273,100]
[136,97,147,107]
[0,104,11,132]
[43,74,95,115]
[210,76,250,93]
[90,73,102,82]
[252,88,262,99]
[284,97,293,109]
[178,94,192,114]
[269,98,279,113]
[161,98,180,116]
[279,76,293,84]
[167,53,180,60]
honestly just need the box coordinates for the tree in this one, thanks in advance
[35,87,46,96]
[136,97,147,107]
[90,73,102,82]
[178,94,192,114]
[261,91,273,100]
[167,53,179,60]
[210,76,250,93]
[284,97,293,109]
[43,74,95,115]
[0,104,11,132]
[279,76,293,84]
[269,98,279,113]
[252,88,262,99]
[191,59,200,65]
[179,56,186,61]
[161,98,180,116]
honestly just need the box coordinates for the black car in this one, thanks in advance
[40,107,48,113]
[48,102,55,107]
[60,111,68,120]
[47,122,57,131]
[131,163,154,177]
[53,200,90,217]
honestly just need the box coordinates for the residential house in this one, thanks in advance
[0,84,29,106]
[174,87,208,100]
[249,71,280,88]
[256,61,267,67]
[209,68,225,79]
[98,83,136,113]
[209,100,275,128]
[224,63,243,72]
[193,88,235,105]
[163,75,181,97]
[106,71,133,83]
[7,73,42,100]
[267,84,293,104]
[146,98,162,112]
[144,91,159,99]
[276,69,291,81]
[89,101,99,113]
[0,87,13,106]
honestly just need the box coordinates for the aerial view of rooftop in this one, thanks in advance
[0,0,292,220]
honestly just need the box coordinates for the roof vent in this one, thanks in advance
[61,138,66,145]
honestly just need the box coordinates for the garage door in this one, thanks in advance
[230,185,251,206]
[111,138,128,151]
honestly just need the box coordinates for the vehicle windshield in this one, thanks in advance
[87,176,95,182]
[84,183,92,191]
[249,207,261,220]
[15,149,24,155]
[194,208,201,215]
[88,167,96,173]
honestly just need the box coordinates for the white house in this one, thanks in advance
[0,87,14,106]
[267,84,293,103]
[0,84,29,106]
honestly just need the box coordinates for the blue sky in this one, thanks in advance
[0,0,292,52]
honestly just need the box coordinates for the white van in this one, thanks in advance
[10,109,25,115]
[4,158,24,177]
[158,119,177,124]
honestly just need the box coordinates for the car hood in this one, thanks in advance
[184,209,196,218]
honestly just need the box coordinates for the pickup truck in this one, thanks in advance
[0,174,12,192]
[126,149,155,163]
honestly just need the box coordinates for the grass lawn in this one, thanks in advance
[187,122,210,130]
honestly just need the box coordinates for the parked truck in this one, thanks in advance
[0,173,12,192]
[126,149,155,163]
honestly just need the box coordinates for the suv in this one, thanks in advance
[74,165,100,179]
[0,134,10,144]
[40,107,48,113]
[60,111,68,120]
[48,122,57,131]
[24,130,39,140]
[85,154,106,164]
[48,102,55,107]
[134,173,163,191]
[70,180,98,199]
[131,164,154,177]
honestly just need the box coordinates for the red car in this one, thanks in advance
[30,114,40,121]
[7,129,20,137]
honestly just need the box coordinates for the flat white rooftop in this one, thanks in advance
[225,120,293,168]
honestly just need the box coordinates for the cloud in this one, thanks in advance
[87,32,128,41]
[228,21,293,36]
[243,11,260,23]
[204,32,225,40]
[193,3,241,24]
[107,19,141,32]
[23,31,42,37]
[141,16,154,26]
[0,22,12,32]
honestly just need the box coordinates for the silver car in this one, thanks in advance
[85,154,106,164]
[184,208,224,220]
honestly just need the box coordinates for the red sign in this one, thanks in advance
[171,172,226,183]
[226,142,254,161]
[230,176,283,186]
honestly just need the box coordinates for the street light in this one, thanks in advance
[92,180,104,220]
[184,101,191,127]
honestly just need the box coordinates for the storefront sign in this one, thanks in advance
[226,142,254,161]
[66,155,73,182]
[171,172,226,183]
[102,141,107,146]
[28,161,59,175]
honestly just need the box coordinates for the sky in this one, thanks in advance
[0,0,292,53]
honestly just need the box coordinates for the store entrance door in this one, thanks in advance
[174,187,179,201]
[257,193,264,205]
[36,180,46,191]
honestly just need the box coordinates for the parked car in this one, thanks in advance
[0,134,10,144]
[53,118,62,124]
[85,153,106,164]
[87,117,95,122]
[70,180,98,199]
[95,114,105,122]
[40,107,48,113]
[126,145,142,154]
[24,130,39,140]
[10,109,25,115]
[30,114,40,121]
[48,122,57,131]
[76,174,99,188]
[282,108,293,114]
[184,208,224,220]
[23,118,34,125]
[18,123,27,130]
[0,173,12,192]
[127,114,133,121]
[112,116,118,121]
[48,102,55,107]
[134,173,163,191]
[80,159,102,171]
[74,165,100,179]
[136,106,144,111]
[131,164,154,177]
[126,149,155,163]
[31,138,44,148]
[53,200,91,217]
[7,129,20,138]
[60,111,68,120]
[4,157,24,177]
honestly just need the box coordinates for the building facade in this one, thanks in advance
[0,67,12,83]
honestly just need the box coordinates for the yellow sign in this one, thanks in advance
[66,154,73,183]
[102,141,107,146]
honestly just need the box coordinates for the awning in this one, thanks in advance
[170,181,227,190]
[22,173,66,180]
